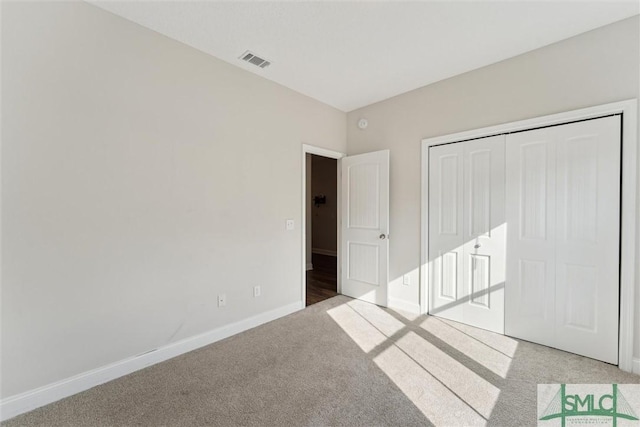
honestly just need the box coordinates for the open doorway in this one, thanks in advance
[305,153,338,306]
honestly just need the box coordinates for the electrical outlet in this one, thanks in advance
[403,274,410,286]
[253,286,261,297]
[286,219,295,231]
[218,294,227,307]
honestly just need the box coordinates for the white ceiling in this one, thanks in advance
[91,1,639,112]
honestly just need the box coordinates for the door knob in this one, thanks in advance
[474,244,481,249]
[379,234,387,240]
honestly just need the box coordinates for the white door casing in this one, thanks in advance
[301,144,345,308]
[341,150,390,306]
[428,135,506,333]
[505,116,621,364]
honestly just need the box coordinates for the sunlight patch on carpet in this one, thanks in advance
[329,301,502,425]
[347,299,405,337]
[327,304,387,353]
[437,317,518,357]
[420,317,513,378]
[374,344,486,426]
[396,331,500,418]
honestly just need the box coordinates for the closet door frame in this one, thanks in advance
[421,99,638,373]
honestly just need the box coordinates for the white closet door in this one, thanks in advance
[429,136,505,333]
[553,117,620,364]
[429,142,464,322]
[505,116,621,364]
[462,135,506,333]
[505,128,557,345]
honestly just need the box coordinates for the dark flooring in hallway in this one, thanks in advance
[306,253,338,306]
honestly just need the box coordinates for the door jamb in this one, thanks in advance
[420,99,638,372]
[302,144,345,309]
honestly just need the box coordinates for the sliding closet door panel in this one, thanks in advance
[554,116,620,364]
[429,143,464,322]
[462,135,506,333]
[505,128,557,344]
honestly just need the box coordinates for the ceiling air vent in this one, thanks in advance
[239,50,271,69]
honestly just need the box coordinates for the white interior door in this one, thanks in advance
[505,116,621,364]
[340,150,389,306]
[428,135,506,333]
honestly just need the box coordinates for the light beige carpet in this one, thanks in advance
[3,295,639,426]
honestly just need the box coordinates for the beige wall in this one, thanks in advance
[1,1,346,398]
[311,155,338,255]
[347,16,640,360]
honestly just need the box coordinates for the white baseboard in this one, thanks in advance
[633,357,640,375]
[388,298,421,314]
[311,248,337,257]
[0,301,303,422]
[306,262,313,270]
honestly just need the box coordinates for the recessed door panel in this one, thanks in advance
[469,255,490,308]
[348,163,380,230]
[518,259,547,318]
[564,136,598,243]
[563,264,597,332]
[347,242,379,286]
[439,155,459,235]
[520,142,549,240]
[469,150,492,237]
[440,251,458,300]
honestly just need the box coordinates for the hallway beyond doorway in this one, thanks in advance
[306,253,337,306]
